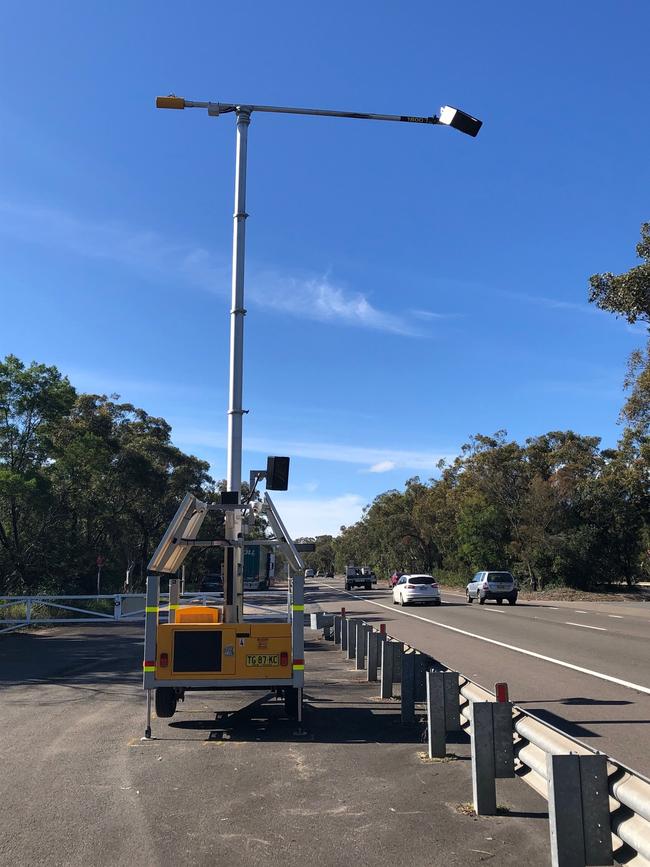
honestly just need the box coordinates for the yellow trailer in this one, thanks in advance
[142,490,305,737]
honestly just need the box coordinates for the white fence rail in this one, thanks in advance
[0,593,226,635]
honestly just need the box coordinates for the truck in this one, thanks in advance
[243,546,274,591]
[345,564,377,591]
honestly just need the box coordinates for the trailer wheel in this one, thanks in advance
[155,687,177,718]
[284,687,299,720]
[364,582,371,590]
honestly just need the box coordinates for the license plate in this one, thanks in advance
[493,584,509,590]
[246,654,279,667]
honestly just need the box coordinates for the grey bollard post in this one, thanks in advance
[426,671,446,758]
[492,702,515,779]
[367,630,379,682]
[471,702,497,815]
[334,614,342,645]
[392,642,404,683]
[443,671,461,732]
[347,618,357,660]
[414,653,429,702]
[380,639,394,698]
[547,754,612,867]
[341,615,348,652]
[355,621,367,670]
[401,649,416,724]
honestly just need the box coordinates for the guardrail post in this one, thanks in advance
[334,614,342,645]
[414,652,429,702]
[443,672,461,732]
[401,649,416,724]
[493,702,515,779]
[380,638,394,698]
[392,641,403,683]
[347,618,357,660]
[471,702,497,815]
[341,614,348,652]
[547,754,612,867]
[367,629,379,682]
[114,595,122,621]
[25,598,32,626]
[355,622,366,670]
[426,670,446,758]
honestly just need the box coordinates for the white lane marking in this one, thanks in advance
[483,607,506,613]
[565,621,607,631]
[546,607,559,610]
[608,614,623,619]
[320,584,650,696]
[574,610,588,614]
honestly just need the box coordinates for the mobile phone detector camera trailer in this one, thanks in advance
[142,483,306,738]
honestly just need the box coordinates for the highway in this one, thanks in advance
[305,578,650,777]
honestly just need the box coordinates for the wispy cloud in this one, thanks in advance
[172,426,454,473]
[0,199,227,291]
[249,271,422,337]
[0,200,436,338]
[267,492,366,537]
[367,460,397,473]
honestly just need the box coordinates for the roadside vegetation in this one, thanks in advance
[1,226,648,597]
[302,224,650,592]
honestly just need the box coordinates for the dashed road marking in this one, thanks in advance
[565,621,607,631]
[319,583,650,696]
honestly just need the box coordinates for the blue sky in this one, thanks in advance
[1,2,648,537]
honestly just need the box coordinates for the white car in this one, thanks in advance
[304,568,315,578]
[392,574,441,606]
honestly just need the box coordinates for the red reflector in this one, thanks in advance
[280,652,288,666]
[293,658,304,666]
[144,660,156,667]
[341,607,346,617]
[495,682,509,702]
[160,653,169,668]
[379,623,386,634]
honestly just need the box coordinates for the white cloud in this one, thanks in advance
[367,460,397,473]
[172,426,454,473]
[0,200,436,337]
[249,271,422,337]
[0,199,227,292]
[268,493,365,537]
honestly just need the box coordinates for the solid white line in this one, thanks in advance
[608,615,624,619]
[574,610,588,614]
[546,607,559,610]
[320,584,650,696]
[483,607,506,613]
[565,621,607,632]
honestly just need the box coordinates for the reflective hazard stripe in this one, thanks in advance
[143,666,155,672]
[145,606,158,613]
[292,604,304,611]
[293,658,305,670]
[143,660,156,672]
[169,604,179,610]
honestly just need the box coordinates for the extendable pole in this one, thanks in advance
[224,107,250,624]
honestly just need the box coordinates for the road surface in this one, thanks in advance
[306,578,650,777]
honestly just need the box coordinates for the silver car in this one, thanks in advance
[392,574,441,606]
[466,571,518,605]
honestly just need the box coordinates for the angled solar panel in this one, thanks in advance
[263,492,304,572]
[148,493,209,574]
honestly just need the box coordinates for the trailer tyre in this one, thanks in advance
[284,687,299,720]
[155,687,177,718]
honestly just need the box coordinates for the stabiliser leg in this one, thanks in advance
[144,688,152,739]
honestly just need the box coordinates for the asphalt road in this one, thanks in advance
[0,622,550,866]
[305,579,650,777]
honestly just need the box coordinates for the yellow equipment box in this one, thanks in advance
[155,621,293,680]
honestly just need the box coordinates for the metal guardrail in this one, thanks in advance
[328,612,650,867]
